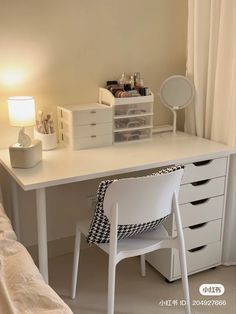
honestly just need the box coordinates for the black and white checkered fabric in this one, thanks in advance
[87,165,183,244]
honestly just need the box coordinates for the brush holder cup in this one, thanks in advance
[34,130,57,151]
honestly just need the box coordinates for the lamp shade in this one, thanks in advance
[8,96,36,127]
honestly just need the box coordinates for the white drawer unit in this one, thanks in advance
[179,219,222,250]
[173,242,222,278]
[99,88,154,144]
[146,156,229,281]
[57,103,113,150]
[181,157,227,184]
[177,196,224,228]
[179,177,225,204]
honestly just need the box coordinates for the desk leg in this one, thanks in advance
[36,188,49,284]
[11,180,21,240]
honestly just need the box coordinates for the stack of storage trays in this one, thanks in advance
[57,103,113,150]
[99,88,154,144]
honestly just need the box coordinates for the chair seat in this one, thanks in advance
[77,213,174,261]
[98,226,173,260]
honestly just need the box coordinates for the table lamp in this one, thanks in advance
[8,96,42,168]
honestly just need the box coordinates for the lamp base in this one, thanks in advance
[9,139,42,168]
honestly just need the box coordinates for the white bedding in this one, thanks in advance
[0,203,73,314]
[0,203,17,241]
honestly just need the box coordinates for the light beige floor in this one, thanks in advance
[49,247,236,314]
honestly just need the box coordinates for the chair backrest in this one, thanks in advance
[103,169,183,225]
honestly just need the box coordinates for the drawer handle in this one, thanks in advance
[90,110,97,114]
[190,198,209,205]
[188,222,207,230]
[91,135,97,138]
[188,245,206,253]
[191,179,210,186]
[193,160,212,166]
[90,123,97,126]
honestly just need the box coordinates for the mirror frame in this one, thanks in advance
[159,75,195,110]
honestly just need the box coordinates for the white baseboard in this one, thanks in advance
[152,124,173,134]
[27,235,88,262]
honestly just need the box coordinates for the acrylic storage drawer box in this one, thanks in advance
[99,88,154,144]
[57,103,113,150]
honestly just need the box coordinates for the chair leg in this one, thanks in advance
[107,257,116,314]
[179,248,191,314]
[140,255,146,277]
[71,225,81,299]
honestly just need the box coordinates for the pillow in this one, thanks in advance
[87,165,183,244]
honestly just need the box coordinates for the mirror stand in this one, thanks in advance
[171,108,177,135]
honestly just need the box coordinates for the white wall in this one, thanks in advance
[0,0,188,248]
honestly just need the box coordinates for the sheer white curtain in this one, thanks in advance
[185,0,236,265]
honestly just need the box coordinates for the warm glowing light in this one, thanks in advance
[0,69,25,86]
[8,96,36,127]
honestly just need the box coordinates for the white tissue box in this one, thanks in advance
[9,140,42,168]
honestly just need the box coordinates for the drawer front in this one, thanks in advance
[176,195,224,228]
[179,177,225,204]
[182,219,222,250]
[173,241,221,278]
[74,134,113,149]
[73,108,112,126]
[182,157,227,184]
[74,123,112,138]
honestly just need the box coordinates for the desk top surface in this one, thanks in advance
[0,132,235,190]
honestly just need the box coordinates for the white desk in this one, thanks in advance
[0,132,235,283]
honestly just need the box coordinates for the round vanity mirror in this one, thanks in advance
[159,75,195,134]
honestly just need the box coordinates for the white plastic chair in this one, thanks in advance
[71,169,191,314]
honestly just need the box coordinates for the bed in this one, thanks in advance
[0,201,73,314]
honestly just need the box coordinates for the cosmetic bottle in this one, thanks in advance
[129,76,134,89]
[134,72,141,88]
[119,72,127,89]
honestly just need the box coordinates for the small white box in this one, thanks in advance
[57,103,113,150]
